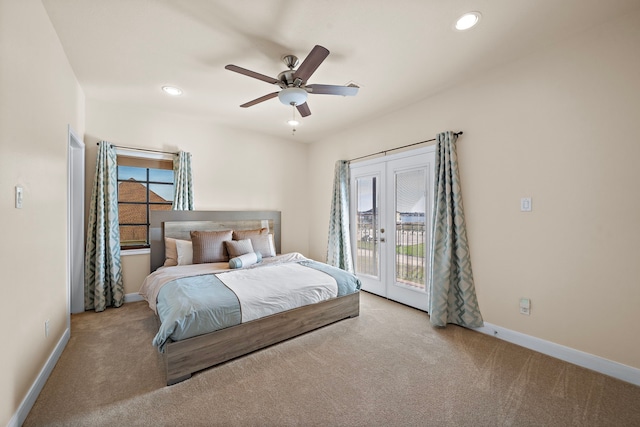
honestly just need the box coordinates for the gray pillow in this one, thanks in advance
[225,239,254,258]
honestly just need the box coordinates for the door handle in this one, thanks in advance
[380,238,385,242]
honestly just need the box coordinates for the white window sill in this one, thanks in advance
[120,248,150,256]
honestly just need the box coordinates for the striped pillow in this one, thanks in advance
[225,239,254,258]
[190,230,233,263]
[232,228,268,241]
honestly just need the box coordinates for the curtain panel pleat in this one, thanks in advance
[84,141,124,312]
[327,160,354,273]
[428,131,483,328]
[172,151,194,210]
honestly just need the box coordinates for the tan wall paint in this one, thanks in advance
[308,11,640,369]
[85,99,309,293]
[0,0,85,424]
[121,254,151,296]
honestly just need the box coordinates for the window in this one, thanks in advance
[117,153,174,249]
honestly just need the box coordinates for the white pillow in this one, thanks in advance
[175,239,193,265]
[164,237,179,267]
[251,234,276,257]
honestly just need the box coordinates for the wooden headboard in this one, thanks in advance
[149,210,282,272]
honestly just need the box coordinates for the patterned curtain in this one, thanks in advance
[172,151,194,210]
[428,131,483,328]
[84,141,124,312]
[326,160,354,273]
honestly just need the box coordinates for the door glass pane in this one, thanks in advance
[395,169,426,290]
[355,176,379,278]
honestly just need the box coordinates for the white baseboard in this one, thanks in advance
[125,293,144,303]
[9,327,70,427]
[473,322,640,387]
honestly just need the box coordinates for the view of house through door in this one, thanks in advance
[350,147,435,311]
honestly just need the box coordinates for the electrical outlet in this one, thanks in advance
[519,298,531,315]
[45,320,50,337]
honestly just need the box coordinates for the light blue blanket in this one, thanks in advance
[153,274,241,352]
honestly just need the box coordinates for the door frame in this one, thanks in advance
[349,145,435,311]
[68,125,85,315]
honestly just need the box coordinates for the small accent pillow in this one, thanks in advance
[175,239,193,265]
[232,228,268,241]
[225,239,254,258]
[229,252,262,269]
[164,237,179,267]
[190,230,233,263]
[251,233,276,258]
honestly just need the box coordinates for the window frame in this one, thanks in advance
[116,148,174,251]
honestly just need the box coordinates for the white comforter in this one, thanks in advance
[139,252,337,316]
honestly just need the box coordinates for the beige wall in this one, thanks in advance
[307,11,640,370]
[85,99,309,293]
[0,0,85,425]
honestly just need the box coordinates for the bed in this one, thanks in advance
[140,210,361,385]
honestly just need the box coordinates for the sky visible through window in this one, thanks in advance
[118,166,174,201]
[357,171,425,213]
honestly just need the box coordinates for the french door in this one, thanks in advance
[350,147,435,311]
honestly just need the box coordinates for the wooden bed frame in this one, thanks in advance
[149,210,360,385]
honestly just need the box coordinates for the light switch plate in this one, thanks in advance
[520,197,532,212]
[15,186,23,209]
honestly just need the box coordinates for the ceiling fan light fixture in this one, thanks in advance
[287,119,300,127]
[278,87,308,106]
[454,11,481,31]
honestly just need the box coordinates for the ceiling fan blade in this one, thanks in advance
[293,45,330,83]
[306,84,359,96]
[240,92,279,108]
[225,65,279,85]
[296,102,311,117]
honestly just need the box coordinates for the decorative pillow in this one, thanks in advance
[250,233,276,258]
[164,237,179,267]
[190,230,233,263]
[232,228,268,241]
[229,252,262,269]
[175,239,193,265]
[225,239,254,258]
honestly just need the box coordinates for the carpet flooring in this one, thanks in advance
[24,292,640,426]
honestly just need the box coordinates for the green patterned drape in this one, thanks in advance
[172,151,194,210]
[429,131,483,328]
[84,141,124,312]
[327,160,354,273]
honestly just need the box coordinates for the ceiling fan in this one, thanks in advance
[225,45,358,118]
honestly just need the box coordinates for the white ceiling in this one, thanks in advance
[42,0,640,144]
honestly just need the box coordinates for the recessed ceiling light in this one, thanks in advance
[162,86,183,96]
[454,11,481,31]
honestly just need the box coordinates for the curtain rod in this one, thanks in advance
[96,142,177,156]
[347,131,463,163]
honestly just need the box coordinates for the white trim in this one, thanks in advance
[116,147,174,161]
[68,125,85,315]
[473,322,640,387]
[9,328,70,427]
[125,293,144,303]
[120,248,150,256]
[349,144,435,168]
